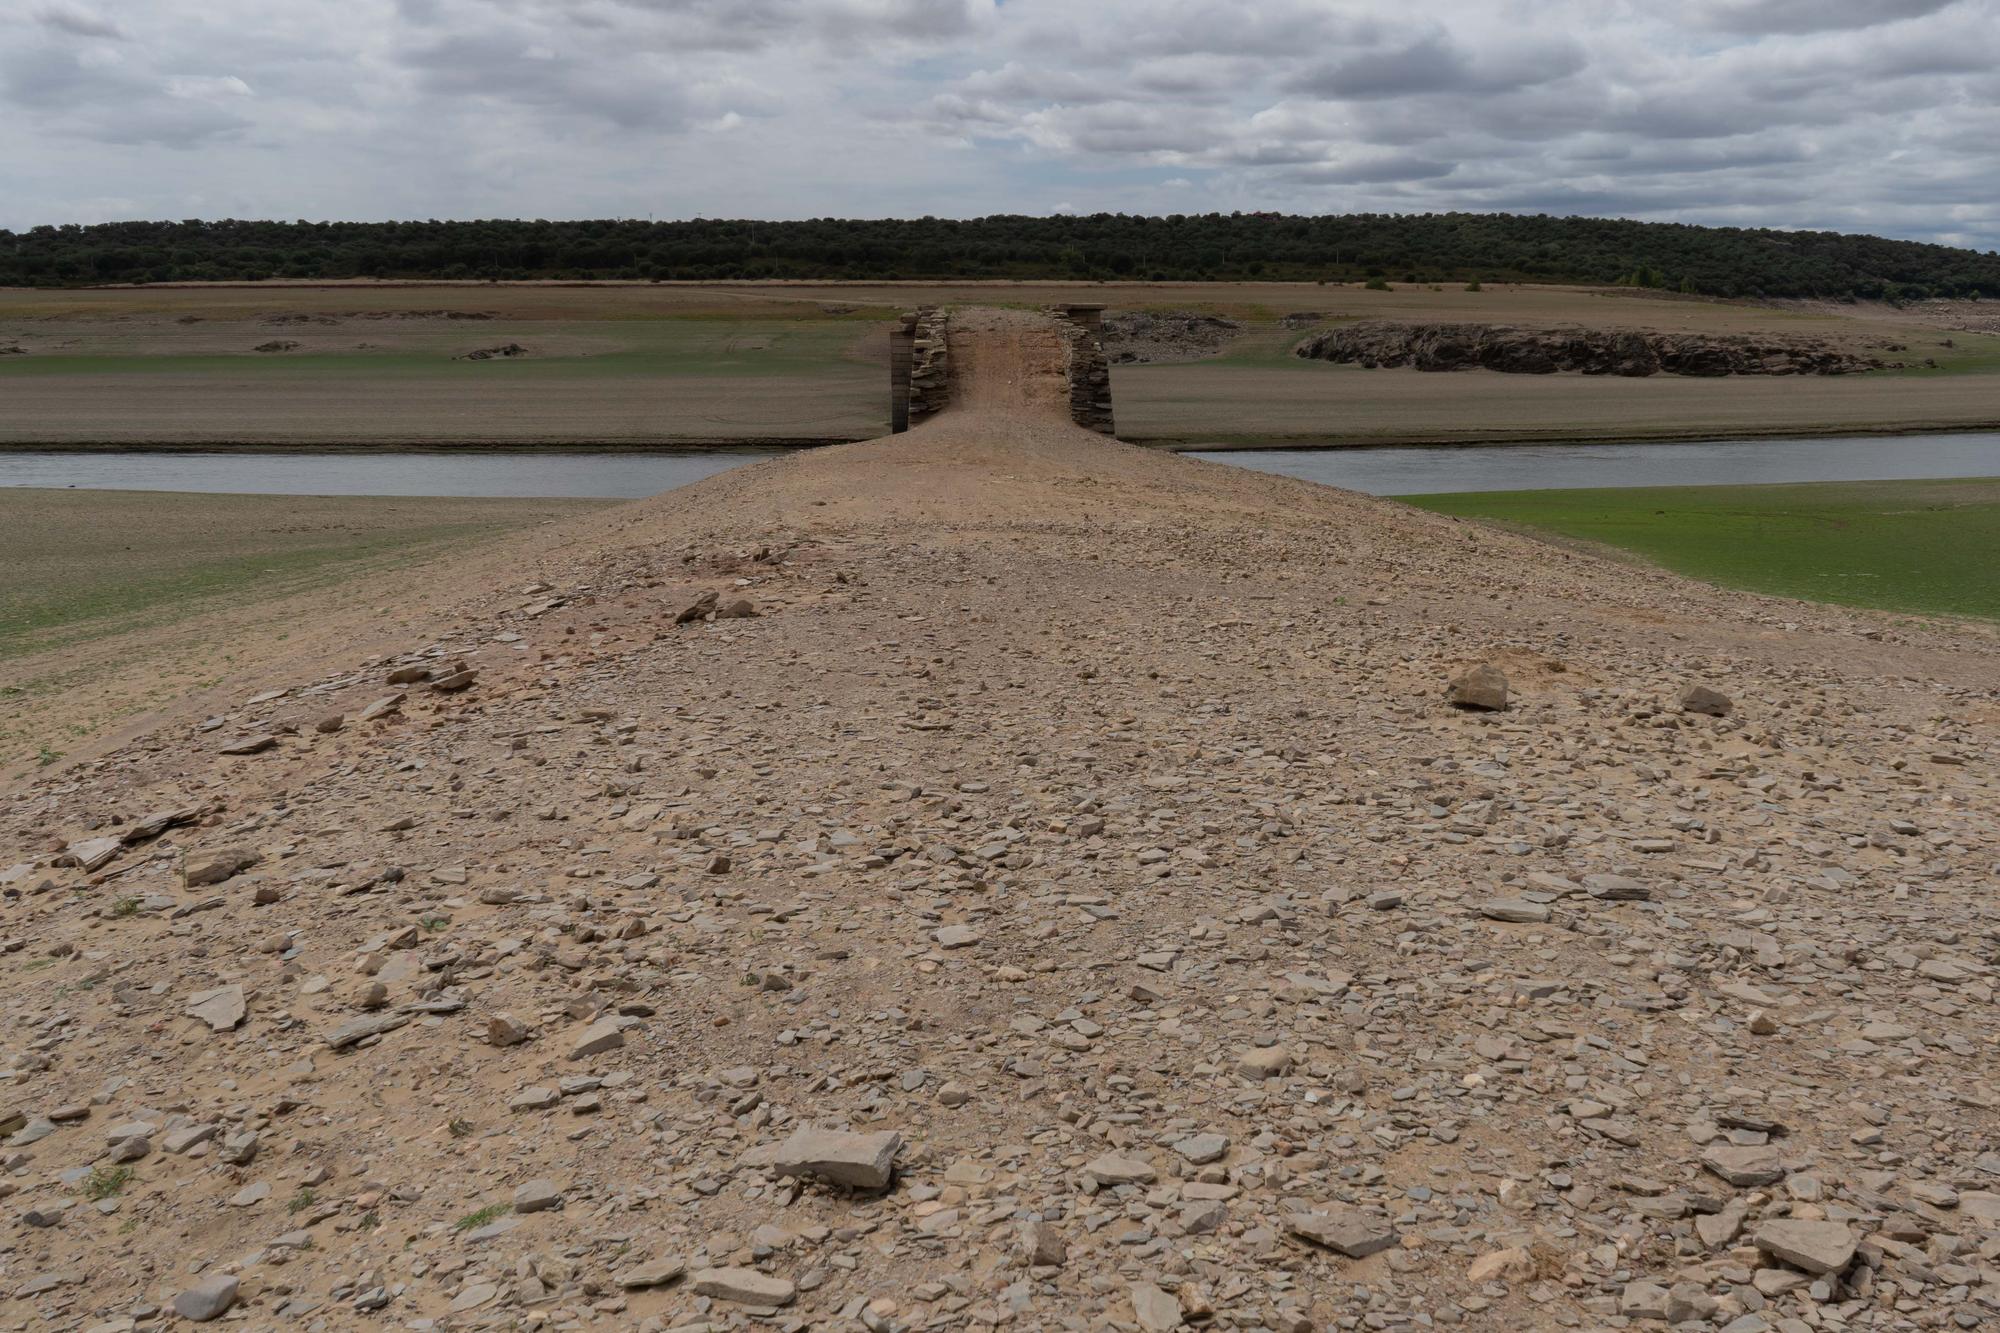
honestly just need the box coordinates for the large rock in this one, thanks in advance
[63,837,122,872]
[1679,683,1734,716]
[690,1267,795,1306]
[1083,1153,1157,1186]
[1286,1207,1398,1257]
[1446,664,1509,711]
[567,1016,625,1060]
[617,1256,686,1289]
[1754,1219,1857,1274]
[186,985,247,1032]
[512,1178,562,1212]
[772,1125,901,1190]
[172,1275,239,1322]
[1466,1247,1534,1282]
[1015,1219,1067,1267]
[1130,1281,1183,1331]
[1234,1045,1294,1079]
[325,1012,408,1050]
[1296,321,1885,378]
[1702,1143,1785,1187]
[1477,898,1551,924]
[185,848,259,887]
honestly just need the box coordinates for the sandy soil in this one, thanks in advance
[1,309,1996,1330]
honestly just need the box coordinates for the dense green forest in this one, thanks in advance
[3,213,1996,299]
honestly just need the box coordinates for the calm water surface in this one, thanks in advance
[0,450,778,498]
[2,432,1997,498]
[1192,431,2000,494]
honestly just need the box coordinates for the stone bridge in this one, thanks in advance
[890,304,1114,435]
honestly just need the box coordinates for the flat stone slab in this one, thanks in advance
[691,1266,795,1307]
[325,1013,409,1050]
[1286,1208,1398,1258]
[1477,898,1552,923]
[1754,1219,1856,1274]
[772,1125,901,1190]
[1702,1143,1785,1187]
[1083,1153,1157,1186]
[186,984,247,1032]
[617,1256,686,1289]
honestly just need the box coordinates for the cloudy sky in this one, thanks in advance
[5,0,1997,249]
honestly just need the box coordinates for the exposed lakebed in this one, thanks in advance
[0,431,1996,498]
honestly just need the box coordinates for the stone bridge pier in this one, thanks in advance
[889,307,950,432]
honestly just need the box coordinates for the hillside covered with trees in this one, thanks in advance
[4,213,1996,299]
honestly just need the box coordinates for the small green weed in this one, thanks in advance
[453,1203,510,1233]
[84,1166,132,1200]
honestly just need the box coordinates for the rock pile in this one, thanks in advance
[1296,321,1893,376]
[1100,311,1244,364]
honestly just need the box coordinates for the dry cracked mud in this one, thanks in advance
[2,309,1997,1332]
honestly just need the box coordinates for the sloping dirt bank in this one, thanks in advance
[1,309,1996,1330]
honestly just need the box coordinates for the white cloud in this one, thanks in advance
[0,0,1995,251]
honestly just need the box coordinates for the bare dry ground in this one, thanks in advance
[1,310,1997,1330]
[0,286,891,447]
[1115,360,2000,446]
[4,281,1996,448]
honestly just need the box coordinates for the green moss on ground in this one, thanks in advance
[1404,477,2000,620]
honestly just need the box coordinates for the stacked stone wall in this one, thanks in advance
[1052,305,1115,435]
[888,314,915,433]
[907,307,951,425]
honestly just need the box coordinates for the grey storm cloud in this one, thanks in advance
[1285,33,1585,100]
[33,5,126,39]
[1,0,1996,252]
[1689,0,1959,34]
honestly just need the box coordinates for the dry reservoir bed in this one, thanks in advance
[4,281,1999,447]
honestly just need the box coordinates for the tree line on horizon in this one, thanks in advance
[2,213,1995,300]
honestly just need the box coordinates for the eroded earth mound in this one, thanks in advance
[2,310,1997,1331]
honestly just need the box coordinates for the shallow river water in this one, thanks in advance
[1191,431,2000,495]
[0,450,774,499]
[1,432,1996,498]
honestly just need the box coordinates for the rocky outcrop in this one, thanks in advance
[1101,311,1243,364]
[1294,321,1892,377]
